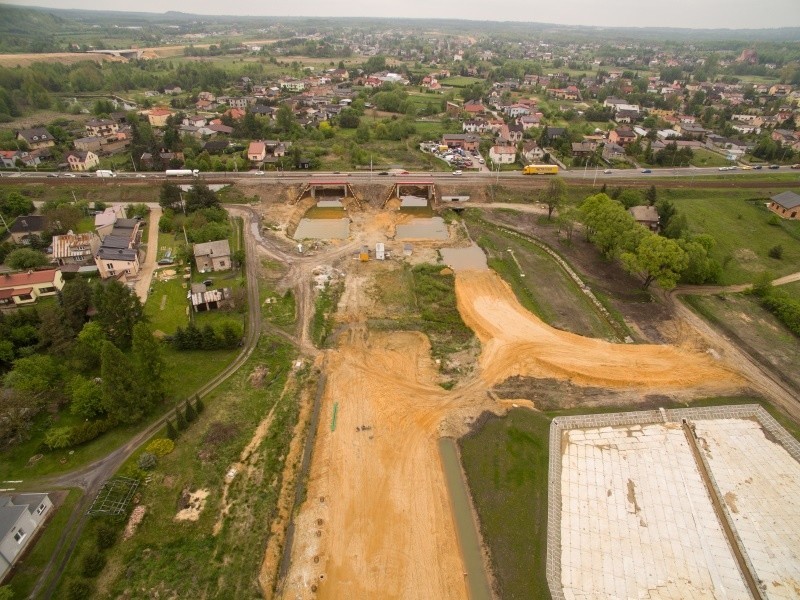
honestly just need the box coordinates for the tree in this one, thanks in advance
[74,321,106,372]
[184,182,220,213]
[159,183,182,211]
[645,185,658,206]
[37,305,74,356]
[100,341,142,424]
[184,401,196,423]
[0,192,34,219]
[70,376,105,420]
[131,323,164,411]
[539,177,566,220]
[617,189,643,209]
[175,406,188,431]
[4,354,62,403]
[621,234,688,290]
[93,281,144,350]
[42,203,82,235]
[60,278,92,335]
[6,248,48,270]
[680,235,721,284]
[338,108,360,128]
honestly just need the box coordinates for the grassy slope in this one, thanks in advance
[53,335,299,599]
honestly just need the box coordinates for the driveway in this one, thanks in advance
[133,205,162,303]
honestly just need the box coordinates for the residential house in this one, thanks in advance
[442,134,480,152]
[95,245,140,280]
[602,142,626,160]
[673,122,707,139]
[198,91,216,102]
[94,206,126,240]
[51,231,100,266]
[0,493,53,578]
[65,151,100,172]
[248,141,266,162]
[768,191,800,220]
[85,119,119,137]
[16,128,55,151]
[503,104,531,118]
[0,270,64,307]
[183,115,207,128]
[609,127,637,147]
[8,215,46,245]
[462,119,489,134]
[507,123,524,142]
[464,100,486,115]
[571,142,595,158]
[628,206,660,231]
[194,239,232,272]
[489,145,516,164]
[518,114,542,130]
[146,108,173,127]
[545,127,567,141]
[522,141,544,162]
[94,219,142,280]
[202,140,230,154]
[280,79,307,93]
[0,150,40,169]
[72,137,105,153]
[224,108,246,121]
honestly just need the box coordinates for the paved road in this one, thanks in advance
[4,165,799,184]
[133,206,162,304]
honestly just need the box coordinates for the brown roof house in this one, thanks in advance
[628,205,660,232]
[194,239,231,273]
[66,150,100,172]
[0,270,64,307]
[768,191,800,220]
[16,128,55,150]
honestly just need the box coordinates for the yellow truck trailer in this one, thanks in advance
[522,164,559,175]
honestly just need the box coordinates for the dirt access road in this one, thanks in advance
[281,261,744,599]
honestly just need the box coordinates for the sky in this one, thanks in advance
[3,0,800,29]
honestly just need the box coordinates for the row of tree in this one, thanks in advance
[580,193,721,289]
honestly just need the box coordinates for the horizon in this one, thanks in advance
[3,0,800,31]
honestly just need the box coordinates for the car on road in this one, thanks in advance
[769,164,780,169]
[641,169,651,174]
[754,165,763,170]
[47,172,59,177]
[61,173,76,177]
[136,174,147,178]
[792,164,800,169]
[741,165,753,170]
[378,171,389,175]
[603,169,612,174]
[452,170,462,176]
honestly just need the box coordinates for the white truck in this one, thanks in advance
[96,170,116,178]
[165,169,200,177]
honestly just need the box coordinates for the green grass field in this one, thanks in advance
[459,409,552,600]
[690,148,733,168]
[438,76,485,88]
[668,193,800,284]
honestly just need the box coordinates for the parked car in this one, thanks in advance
[641,169,652,174]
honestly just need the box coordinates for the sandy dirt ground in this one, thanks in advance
[280,263,747,600]
[455,270,745,393]
[281,328,486,600]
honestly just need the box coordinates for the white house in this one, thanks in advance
[489,145,517,164]
[0,493,53,579]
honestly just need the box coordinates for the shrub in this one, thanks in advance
[184,401,196,423]
[768,244,783,259]
[176,407,188,431]
[43,427,74,450]
[165,419,178,440]
[194,396,204,414]
[146,438,175,457]
[137,452,157,471]
[80,551,106,578]
[67,580,93,600]
[96,524,118,550]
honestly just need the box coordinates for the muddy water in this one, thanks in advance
[396,217,448,240]
[439,437,493,600]
[293,218,350,240]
